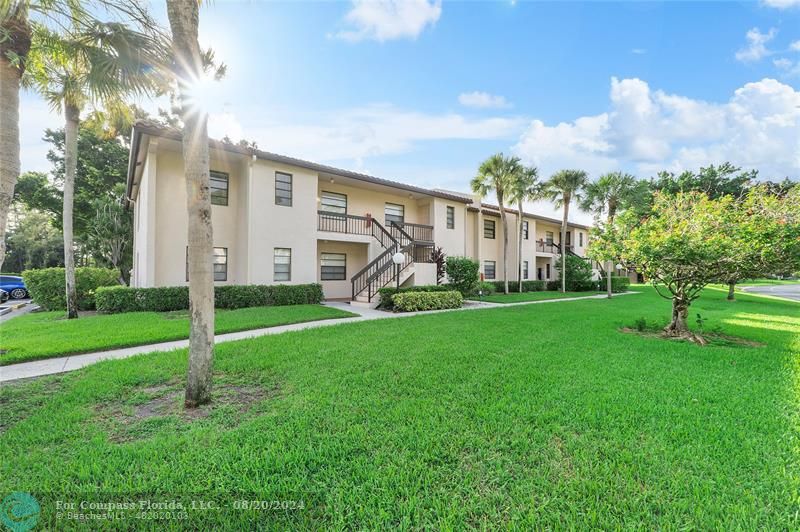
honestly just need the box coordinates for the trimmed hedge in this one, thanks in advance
[22,267,119,311]
[488,280,547,293]
[610,276,630,293]
[392,290,463,312]
[95,283,324,314]
[377,284,450,310]
[472,281,496,296]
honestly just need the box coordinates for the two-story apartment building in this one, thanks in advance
[126,122,593,304]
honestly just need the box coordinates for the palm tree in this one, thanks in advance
[471,153,521,294]
[580,172,646,296]
[0,1,161,273]
[166,0,215,408]
[543,169,588,293]
[509,165,540,292]
[23,22,165,319]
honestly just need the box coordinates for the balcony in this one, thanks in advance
[318,211,433,243]
[536,240,559,254]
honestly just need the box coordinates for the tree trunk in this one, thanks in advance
[560,196,570,293]
[167,0,215,408]
[499,204,509,294]
[518,200,524,292]
[0,29,27,272]
[605,211,615,299]
[606,260,612,298]
[664,297,690,337]
[63,104,80,319]
[727,281,735,301]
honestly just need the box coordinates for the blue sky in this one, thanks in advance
[21,0,800,219]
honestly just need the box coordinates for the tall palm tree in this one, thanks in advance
[0,1,161,273]
[471,153,521,295]
[166,0,215,408]
[543,169,588,293]
[509,165,540,292]
[23,21,165,319]
[580,172,646,296]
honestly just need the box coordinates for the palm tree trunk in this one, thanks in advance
[499,205,509,294]
[517,200,524,292]
[560,196,570,293]
[167,0,215,408]
[63,103,80,319]
[0,14,31,272]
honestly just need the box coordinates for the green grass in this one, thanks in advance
[0,304,356,365]
[1,287,798,529]
[471,290,606,303]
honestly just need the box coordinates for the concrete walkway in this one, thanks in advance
[0,291,637,383]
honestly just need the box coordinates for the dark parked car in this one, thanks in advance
[0,275,28,299]
[0,289,8,304]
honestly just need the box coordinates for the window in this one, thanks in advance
[523,220,529,239]
[523,261,529,280]
[484,261,496,280]
[210,170,229,206]
[579,232,584,247]
[275,172,292,206]
[483,219,496,239]
[546,263,551,279]
[320,191,347,215]
[320,252,346,280]
[213,247,228,281]
[274,248,291,281]
[566,231,571,246]
[385,203,405,226]
[537,267,542,280]
[186,247,227,281]
[545,231,554,245]
[446,206,455,229]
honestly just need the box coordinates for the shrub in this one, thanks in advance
[392,290,463,312]
[95,283,323,313]
[610,276,630,293]
[488,280,547,293]
[445,256,479,296]
[471,281,496,296]
[556,255,595,291]
[377,284,450,310]
[23,267,119,311]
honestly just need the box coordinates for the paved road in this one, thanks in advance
[741,283,800,302]
[0,299,33,322]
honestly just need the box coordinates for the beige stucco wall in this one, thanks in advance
[317,180,429,225]
[317,240,368,299]
[431,198,466,257]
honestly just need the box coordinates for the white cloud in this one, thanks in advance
[630,48,647,55]
[458,91,512,109]
[761,0,800,7]
[735,27,777,62]
[211,104,526,165]
[334,0,442,42]
[774,58,793,69]
[790,40,800,51]
[513,77,800,180]
[773,57,800,76]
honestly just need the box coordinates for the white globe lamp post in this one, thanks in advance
[392,251,405,291]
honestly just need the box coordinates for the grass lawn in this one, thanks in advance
[0,304,356,366]
[471,290,606,304]
[1,287,798,528]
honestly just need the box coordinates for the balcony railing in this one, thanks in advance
[395,222,434,243]
[536,241,558,254]
[317,211,372,236]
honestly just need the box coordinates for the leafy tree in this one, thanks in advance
[471,153,522,294]
[650,162,755,200]
[621,192,738,341]
[580,171,648,295]
[717,185,800,300]
[509,165,540,292]
[23,21,165,318]
[87,184,132,285]
[542,169,588,293]
[4,207,63,272]
[556,254,594,291]
[167,0,216,408]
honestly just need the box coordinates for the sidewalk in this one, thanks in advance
[0,291,637,383]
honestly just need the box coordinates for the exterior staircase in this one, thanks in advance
[350,220,433,307]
